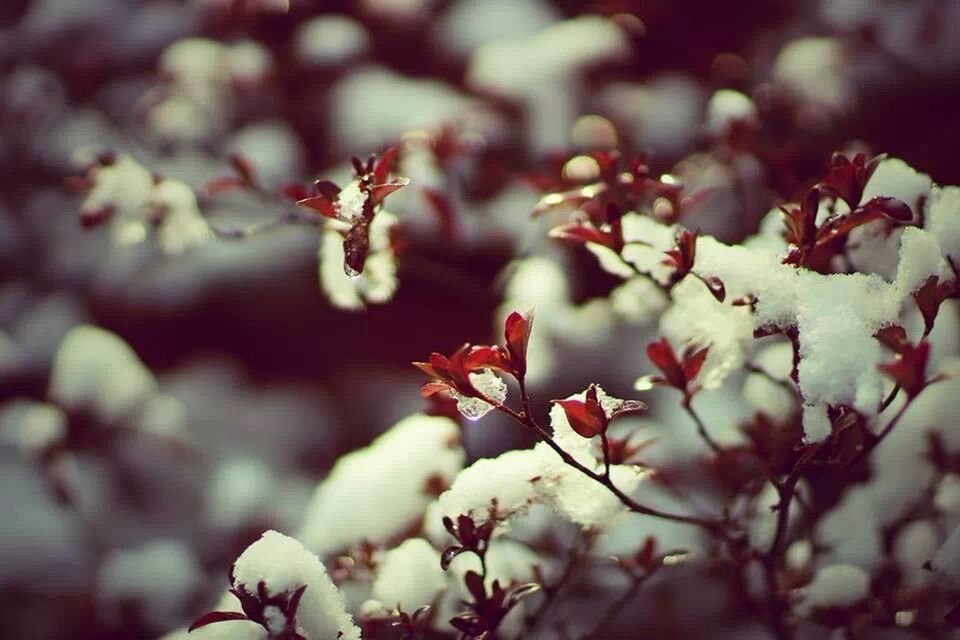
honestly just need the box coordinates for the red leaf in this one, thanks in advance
[188,611,249,632]
[682,345,710,383]
[343,220,370,276]
[553,398,605,438]
[203,176,248,196]
[504,309,534,376]
[296,195,338,219]
[464,570,486,602]
[421,382,452,398]
[646,338,685,390]
[702,276,726,303]
[373,146,399,186]
[422,187,459,241]
[279,181,310,201]
[878,341,930,397]
[860,196,913,222]
[548,222,616,247]
[875,325,908,354]
[913,275,953,336]
[369,179,409,207]
[464,345,512,373]
[313,179,341,201]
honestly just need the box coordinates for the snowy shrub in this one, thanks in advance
[6,2,960,640]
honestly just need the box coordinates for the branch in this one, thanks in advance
[681,399,722,454]
[477,388,729,534]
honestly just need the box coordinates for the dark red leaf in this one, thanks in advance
[646,338,685,390]
[914,275,952,336]
[287,585,308,618]
[860,196,913,222]
[229,153,257,187]
[203,176,248,196]
[313,179,341,201]
[343,221,370,276]
[703,276,726,302]
[369,179,409,207]
[373,146,399,186]
[878,341,931,397]
[464,570,486,602]
[279,181,311,201]
[548,222,616,247]
[875,325,908,354]
[188,611,249,632]
[682,345,710,383]
[441,546,466,571]
[296,195,338,219]
[422,187,459,241]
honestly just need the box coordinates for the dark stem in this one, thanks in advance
[600,431,612,480]
[682,398,722,454]
[583,575,645,640]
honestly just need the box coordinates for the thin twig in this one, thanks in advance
[583,575,645,639]
[682,399,722,454]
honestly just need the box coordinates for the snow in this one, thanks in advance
[81,154,155,221]
[294,15,369,66]
[319,211,399,310]
[335,180,368,224]
[150,179,211,254]
[583,165,948,442]
[893,520,938,588]
[232,530,360,640]
[659,276,755,390]
[372,538,447,610]
[0,400,66,456]
[226,121,305,189]
[800,564,870,610]
[297,414,464,555]
[438,397,647,530]
[467,16,629,97]
[926,185,960,262]
[451,369,507,420]
[98,539,201,629]
[437,448,545,526]
[932,523,960,584]
[151,38,272,142]
[49,325,157,423]
[467,16,629,151]
[704,89,757,137]
[331,66,476,152]
[860,157,933,213]
[206,457,276,529]
[773,37,850,112]
[436,0,560,57]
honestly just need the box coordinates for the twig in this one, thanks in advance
[682,399,722,454]
[583,575,645,639]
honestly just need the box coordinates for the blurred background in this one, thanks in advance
[2,0,960,638]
